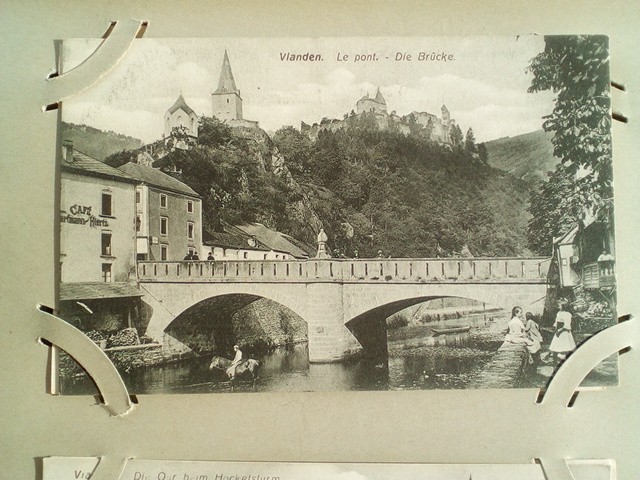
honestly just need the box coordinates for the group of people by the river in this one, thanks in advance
[505,300,577,364]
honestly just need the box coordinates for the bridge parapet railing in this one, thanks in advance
[137,257,550,283]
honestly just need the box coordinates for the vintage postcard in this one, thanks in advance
[42,458,616,480]
[56,35,616,394]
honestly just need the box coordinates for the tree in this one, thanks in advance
[103,149,138,168]
[449,124,463,147]
[272,126,312,177]
[527,164,581,255]
[464,127,477,154]
[527,35,611,251]
[477,143,489,165]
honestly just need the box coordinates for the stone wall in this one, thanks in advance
[469,342,530,388]
[58,343,193,379]
[163,296,308,356]
[233,298,308,352]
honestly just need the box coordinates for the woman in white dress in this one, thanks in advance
[549,300,577,361]
[505,306,534,348]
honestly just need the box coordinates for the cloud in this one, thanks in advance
[62,38,555,143]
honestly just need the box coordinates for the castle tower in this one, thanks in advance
[211,50,243,122]
[356,87,387,115]
[164,94,198,139]
[441,104,450,125]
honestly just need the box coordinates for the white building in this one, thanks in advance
[59,141,143,332]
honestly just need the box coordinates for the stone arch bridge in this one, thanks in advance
[137,257,551,363]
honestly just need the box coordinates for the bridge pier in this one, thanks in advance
[305,284,363,363]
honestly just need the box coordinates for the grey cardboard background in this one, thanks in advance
[0,1,638,479]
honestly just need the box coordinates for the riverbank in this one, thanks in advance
[469,342,530,389]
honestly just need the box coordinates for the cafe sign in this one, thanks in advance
[60,204,109,227]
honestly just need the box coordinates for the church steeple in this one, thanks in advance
[214,50,239,95]
[211,50,243,121]
[374,87,386,105]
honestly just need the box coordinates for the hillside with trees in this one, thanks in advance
[483,130,557,184]
[103,114,534,259]
[61,122,143,161]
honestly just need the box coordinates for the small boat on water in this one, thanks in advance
[430,325,471,335]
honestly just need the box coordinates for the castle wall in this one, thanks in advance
[356,98,386,115]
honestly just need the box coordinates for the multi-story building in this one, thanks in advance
[59,141,143,331]
[118,162,202,261]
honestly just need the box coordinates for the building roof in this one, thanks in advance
[203,224,271,251]
[60,282,143,301]
[167,94,196,116]
[235,223,311,258]
[61,149,138,184]
[214,50,239,95]
[117,162,200,198]
[358,88,386,105]
[554,225,579,245]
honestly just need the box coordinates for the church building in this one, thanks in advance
[163,94,199,141]
[212,50,243,122]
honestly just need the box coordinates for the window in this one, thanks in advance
[101,263,112,282]
[101,192,112,216]
[161,244,168,261]
[160,216,168,235]
[101,232,112,256]
[136,215,141,232]
[160,194,167,208]
[136,189,141,204]
[187,222,195,240]
[187,200,194,213]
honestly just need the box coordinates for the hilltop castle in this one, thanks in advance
[304,87,458,144]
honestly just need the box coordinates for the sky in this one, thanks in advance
[62,36,556,144]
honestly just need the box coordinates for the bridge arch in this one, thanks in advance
[344,294,502,363]
[160,293,308,355]
[139,282,311,351]
[343,282,547,323]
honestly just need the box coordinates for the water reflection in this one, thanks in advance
[61,311,507,395]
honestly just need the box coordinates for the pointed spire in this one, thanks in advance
[214,50,239,94]
[375,87,386,104]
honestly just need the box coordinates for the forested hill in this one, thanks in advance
[61,122,143,161]
[273,124,532,258]
[483,129,557,184]
[102,116,533,259]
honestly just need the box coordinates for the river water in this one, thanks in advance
[61,311,513,394]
